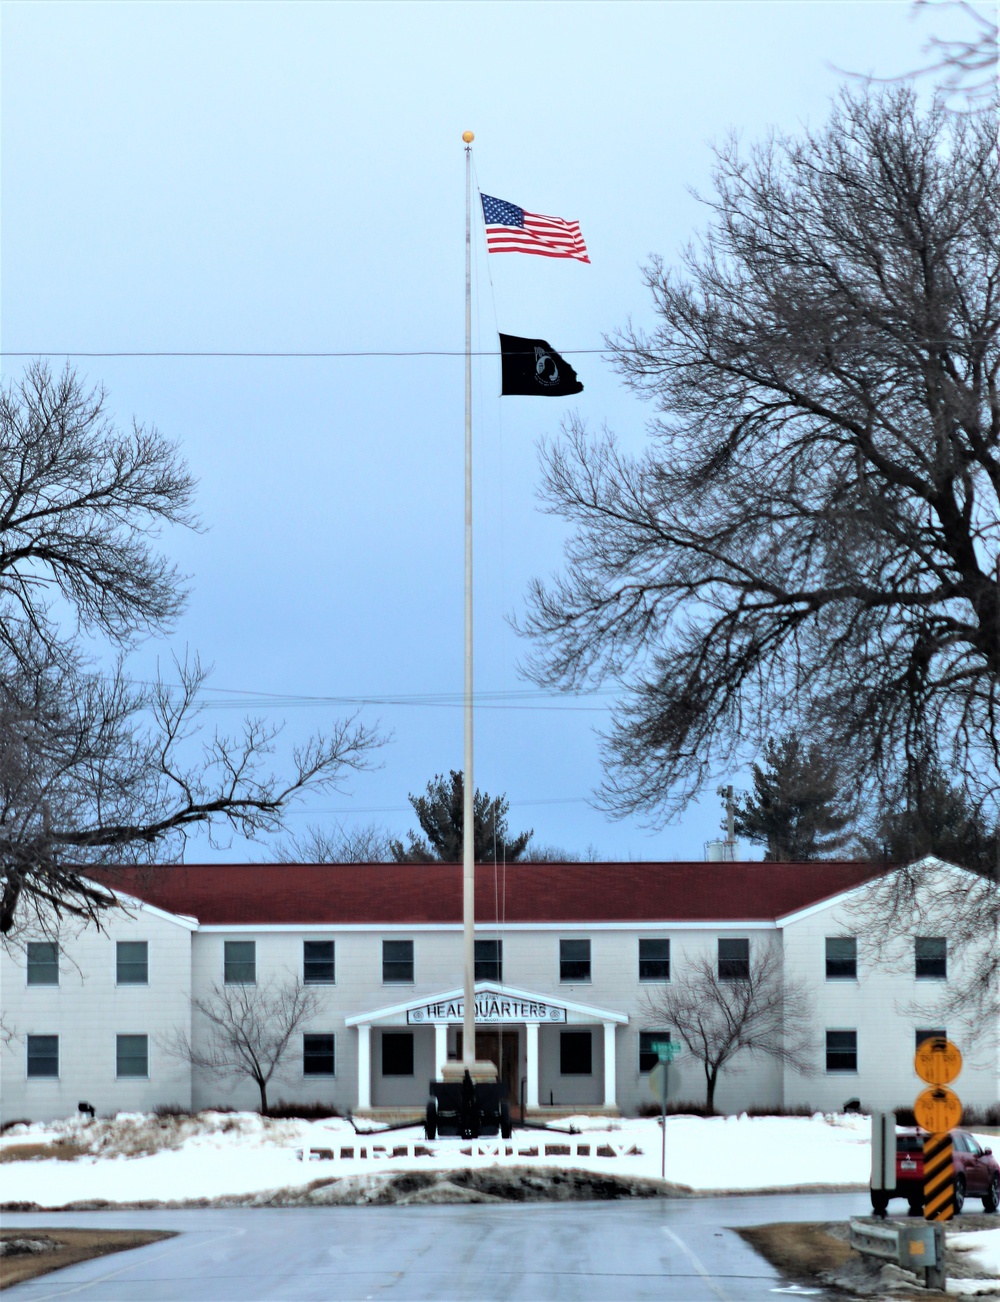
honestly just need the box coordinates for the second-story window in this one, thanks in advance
[560,938,591,982]
[474,939,502,982]
[382,939,414,983]
[224,940,256,985]
[915,937,946,979]
[825,936,857,980]
[639,938,670,981]
[718,938,750,980]
[26,941,59,986]
[116,941,149,985]
[303,941,335,984]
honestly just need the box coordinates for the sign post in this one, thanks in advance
[912,1036,963,1289]
[648,1038,681,1180]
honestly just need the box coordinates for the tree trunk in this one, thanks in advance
[705,1065,719,1115]
[257,1078,268,1114]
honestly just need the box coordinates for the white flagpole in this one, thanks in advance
[461,129,476,1068]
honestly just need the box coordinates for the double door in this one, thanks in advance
[455,1030,520,1104]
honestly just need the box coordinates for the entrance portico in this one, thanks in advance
[346,982,628,1114]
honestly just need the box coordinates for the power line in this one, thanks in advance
[0,348,614,359]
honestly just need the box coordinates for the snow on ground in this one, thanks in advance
[949,1229,1000,1287]
[2,1110,879,1206]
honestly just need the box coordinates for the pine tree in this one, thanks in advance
[389,770,533,863]
[733,735,852,861]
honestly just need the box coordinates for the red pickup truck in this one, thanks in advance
[871,1127,1000,1215]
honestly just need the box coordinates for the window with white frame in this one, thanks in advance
[718,937,750,980]
[303,941,335,984]
[638,1030,671,1073]
[224,940,256,984]
[116,941,149,985]
[825,936,857,980]
[116,1034,149,1078]
[381,1032,414,1075]
[826,1029,857,1072]
[26,1035,59,1078]
[915,937,946,979]
[474,939,502,982]
[303,1033,335,1076]
[26,941,59,985]
[382,940,414,984]
[560,938,591,982]
[639,939,670,981]
[560,1031,593,1074]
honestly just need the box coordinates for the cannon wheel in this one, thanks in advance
[425,1099,437,1140]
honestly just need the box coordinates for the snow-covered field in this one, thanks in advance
[0,1108,928,1206]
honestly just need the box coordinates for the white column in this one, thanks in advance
[357,1023,371,1110]
[525,1021,539,1108]
[603,1023,617,1108]
[434,1023,448,1081]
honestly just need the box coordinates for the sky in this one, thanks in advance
[0,1,970,864]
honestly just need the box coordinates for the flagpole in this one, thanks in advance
[461,129,476,1069]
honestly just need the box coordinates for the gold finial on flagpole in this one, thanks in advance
[462,131,474,143]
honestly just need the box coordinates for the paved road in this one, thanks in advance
[3,1192,874,1300]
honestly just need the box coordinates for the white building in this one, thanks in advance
[2,858,996,1123]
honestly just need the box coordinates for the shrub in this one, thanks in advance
[266,1100,341,1120]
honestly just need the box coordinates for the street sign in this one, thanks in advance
[914,1085,962,1133]
[649,1062,669,1103]
[653,1039,681,1063]
[914,1037,962,1086]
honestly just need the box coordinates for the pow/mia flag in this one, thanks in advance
[499,333,583,397]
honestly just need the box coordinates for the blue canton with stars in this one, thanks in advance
[481,194,525,226]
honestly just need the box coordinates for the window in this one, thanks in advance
[26,941,59,986]
[826,1029,858,1072]
[825,936,857,980]
[382,939,414,984]
[560,938,591,982]
[116,941,149,985]
[116,1034,149,1078]
[381,1032,414,1075]
[915,1028,947,1050]
[474,939,502,982]
[639,939,670,982]
[224,940,256,984]
[718,938,750,980]
[303,1034,336,1076]
[26,1035,59,1078]
[303,941,335,984]
[915,937,947,979]
[560,1031,593,1075]
[639,1031,671,1074]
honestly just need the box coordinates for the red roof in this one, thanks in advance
[91,861,882,926]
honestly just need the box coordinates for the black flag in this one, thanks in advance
[499,333,583,397]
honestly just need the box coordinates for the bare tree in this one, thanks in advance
[909,2,998,109]
[165,976,322,1113]
[273,821,392,864]
[520,88,999,832]
[0,363,383,937]
[643,945,815,1113]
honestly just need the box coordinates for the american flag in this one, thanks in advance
[480,193,590,263]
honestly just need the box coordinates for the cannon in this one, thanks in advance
[425,1070,512,1140]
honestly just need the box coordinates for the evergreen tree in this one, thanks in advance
[390,770,533,863]
[733,735,852,861]
[861,766,998,877]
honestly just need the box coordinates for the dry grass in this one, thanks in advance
[0,1229,175,1289]
[0,1142,89,1163]
[736,1221,855,1284]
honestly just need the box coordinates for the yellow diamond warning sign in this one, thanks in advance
[914,1037,962,1086]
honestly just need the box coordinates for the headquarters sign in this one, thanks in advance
[408,995,566,1025]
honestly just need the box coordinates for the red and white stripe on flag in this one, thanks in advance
[480,194,590,263]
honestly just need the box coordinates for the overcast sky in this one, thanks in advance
[0,1,964,863]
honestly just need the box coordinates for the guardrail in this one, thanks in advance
[849,1219,945,1291]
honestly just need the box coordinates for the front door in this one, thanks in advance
[456,1030,520,1104]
